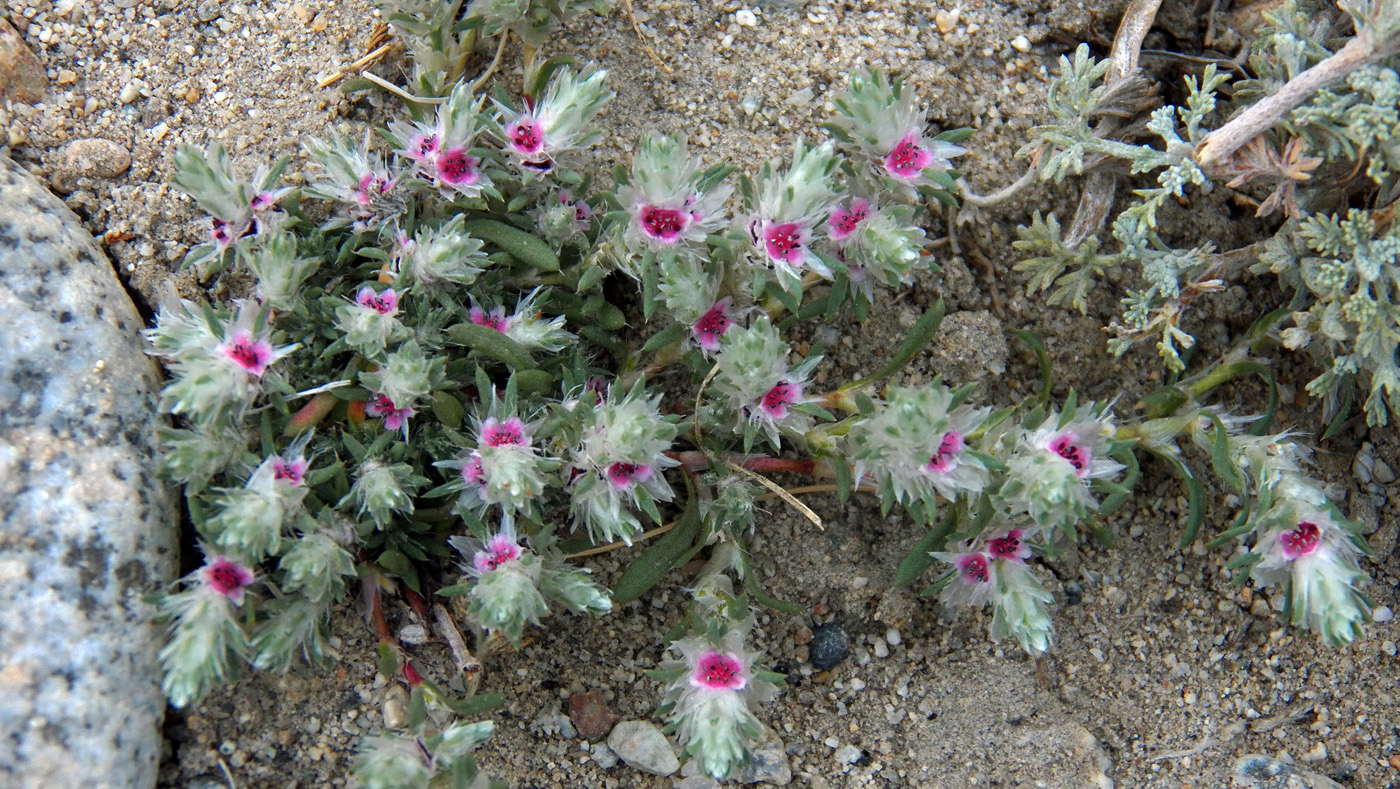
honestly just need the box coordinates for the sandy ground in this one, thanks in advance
[5,0,1399,786]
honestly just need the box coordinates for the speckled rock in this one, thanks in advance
[0,155,177,789]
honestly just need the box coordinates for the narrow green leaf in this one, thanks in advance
[643,322,688,353]
[446,322,536,371]
[462,218,559,271]
[1012,329,1052,410]
[1208,414,1246,495]
[612,500,701,605]
[893,515,955,587]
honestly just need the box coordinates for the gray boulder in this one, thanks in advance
[0,155,177,789]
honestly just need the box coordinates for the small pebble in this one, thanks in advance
[735,8,758,26]
[1010,34,1031,52]
[737,736,792,785]
[885,628,901,646]
[834,744,862,765]
[607,720,679,776]
[934,8,959,33]
[381,686,409,729]
[1373,458,1396,485]
[1374,606,1394,623]
[873,639,889,659]
[1301,742,1327,764]
[810,623,849,670]
[1382,641,1397,657]
[52,138,132,193]
[591,743,619,769]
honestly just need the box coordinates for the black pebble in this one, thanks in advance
[809,623,849,670]
[1064,580,1083,606]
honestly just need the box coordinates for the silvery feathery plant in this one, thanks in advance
[145,18,1379,785]
[996,0,1400,429]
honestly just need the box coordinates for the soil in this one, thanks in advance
[5,0,1399,787]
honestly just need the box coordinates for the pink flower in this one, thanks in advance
[209,217,250,251]
[471,533,521,574]
[828,198,870,242]
[355,286,399,315]
[505,118,545,155]
[924,430,966,474]
[759,380,802,419]
[203,556,255,605]
[692,299,733,353]
[691,650,747,691]
[434,146,479,186]
[249,190,278,212]
[271,455,308,486]
[1048,432,1092,477]
[884,133,934,179]
[762,221,806,267]
[955,552,991,585]
[481,417,528,448]
[353,172,394,206]
[637,205,690,243]
[365,393,414,432]
[461,453,486,487]
[605,461,653,490]
[405,133,440,161]
[987,529,1031,563]
[561,191,592,226]
[470,305,509,332]
[219,330,276,377]
[1280,521,1322,560]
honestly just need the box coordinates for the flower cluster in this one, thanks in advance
[448,515,612,646]
[933,527,1055,655]
[1191,422,1373,645]
[847,382,992,522]
[145,297,298,429]
[566,381,682,544]
[711,316,822,450]
[651,549,779,780]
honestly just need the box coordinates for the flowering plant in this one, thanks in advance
[143,7,1390,781]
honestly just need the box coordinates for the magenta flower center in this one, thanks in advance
[763,223,805,266]
[988,532,1024,561]
[925,430,965,473]
[366,394,414,431]
[692,301,732,351]
[482,418,527,447]
[1281,521,1322,559]
[250,191,276,212]
[471,307,508,332]
[606,461,652,489]
[1049,433,1092,476]
[473,536,521,573]
[436,147,478,185]
[272,458,305,485]
[885,134,934,179]
[204,557,253,602]
[462,454,485,487]
[507,119,545,154]
[957,553,990,584]
[639,206,688,242]
[760,380,801,419]
[694,651,745,690]
[357,287,398,315]
[408,133,440,160]
[829,200,870,241]
[221,332,273,376]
